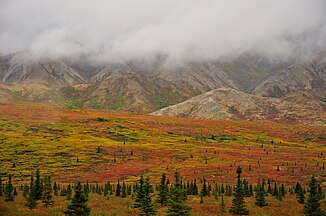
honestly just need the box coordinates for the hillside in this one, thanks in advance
[151,88,326,125]
[0,102,325,215]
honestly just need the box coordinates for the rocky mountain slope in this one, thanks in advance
[151,87,325,125]
[0,51,325,122]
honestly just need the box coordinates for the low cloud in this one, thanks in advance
[0,0,325,62]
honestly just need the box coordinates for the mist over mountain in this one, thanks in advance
[0,1,325,124]
[1,0,326,63]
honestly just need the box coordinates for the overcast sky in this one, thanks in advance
[0,0,325,62]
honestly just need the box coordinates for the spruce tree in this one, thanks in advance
[255,184,267,207]
[230,166,249,215]
[220,195,226,216]
[201,178,208,197]
[67,184,72,200]
[303,175,326,216]
[166,172,192,216]
[42,175,54,207]
[64,181,90,216]
[157,173,169,207]
[4,174,14,202]
[34,169,43,200]
[116,180,121,197]
[134,176,156,215]
[296,182,305,204]
[26,176,37,210]
[53,181,58,196]
[121,181,127,198]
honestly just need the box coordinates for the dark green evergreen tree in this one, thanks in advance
[67,184,72,200]
[201,178,208,197]
[303,175,326,216]
[255,184,267,207]
[64,181,90,216]
[296,182,305,204]
[4,174,14,202]
[53,181,58,196]
[121,181,127,198]
[14,187,18,196]
[220,195,226,216]
[42,175,54,207]
[230,166,249,215]
[157,173,169,207]
[166,172,192,216]
[116,180,121,197]
[26,176,37,210]
[34,169,43,200]
[133,176,156,215]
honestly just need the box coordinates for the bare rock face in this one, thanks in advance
[0,51,325,124]
[253,51,326,98]
[151,87,325,125]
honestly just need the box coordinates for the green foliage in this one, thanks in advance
[255,184,267,207]
[25,176,37,210]
[4,174,14,202]
[295,182,305,204]
[64,99,83,109]
[64,181,90,216]
[116,180,121,197]
[111,93,123,110]
[34,169,43,200]
[42,175,54,207]
[155,97,169,109]
[121,181,127,198]
[303,175,326,216]
[166,172,192,216]
[89,96,105,110]
[133,176,156,216]
[230,166,249,215]
[157,173,169,206]
[220,195,226,216]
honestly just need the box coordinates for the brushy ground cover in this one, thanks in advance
[0,102,325,215]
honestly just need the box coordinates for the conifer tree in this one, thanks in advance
[42,175,54,207]
[116,180,121,197]
[23,184,28,198]
[4,174,14,202]
[166,172,192,216]
[121,181,127,198]
[134,176,156,215]
[67,184,72,200]
[64,181,90,216]
[34,169,43,200]
[26,176,37,210]
[230,166,249,215]
[157,173,169,207]
[53,181,58,196]
[296,182,305,204]
[201,178,208,197]
[255,184,267,207]
[14,187,17,196]
[303,175,326,216]
[220,195,226,216]
[193,179,198,195]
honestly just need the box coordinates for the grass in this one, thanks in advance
[0,102,325,215]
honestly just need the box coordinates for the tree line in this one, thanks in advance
[1,166,325,215]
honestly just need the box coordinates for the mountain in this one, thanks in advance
[0,52,85,86]
[151,87,325,125]
[253,51,326,98]
[0,51,325,122]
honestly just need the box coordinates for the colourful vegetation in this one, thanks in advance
[0,102,325,215]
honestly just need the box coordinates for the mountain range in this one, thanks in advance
[0,51,325,124]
